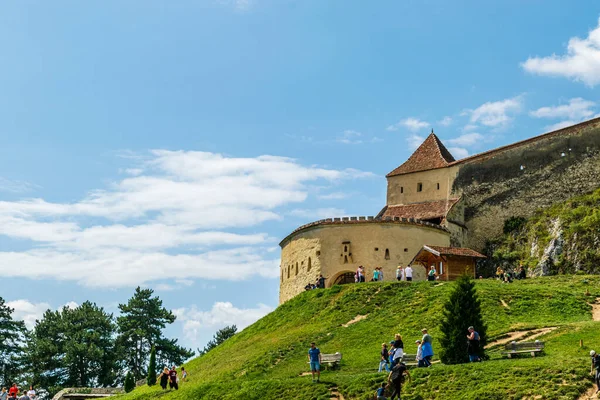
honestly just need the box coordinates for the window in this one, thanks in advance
[344,255,348,264]
[295,262,299,276]
[439,262,444,275]
[400,186,404,194]
[374,247,379,251]
[281,270,283,282]
[404,248,408,252]
[287,266,290,279]
[437,183,440,190]
[308,257,312,271]
[316,251,321,256]
[384,249,390,260]
[417,183,423,192]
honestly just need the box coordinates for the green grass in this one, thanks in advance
[116,276,600,399]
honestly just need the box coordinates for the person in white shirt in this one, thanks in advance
[404,265,413,282]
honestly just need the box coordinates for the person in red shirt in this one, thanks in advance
[8,384,18,397]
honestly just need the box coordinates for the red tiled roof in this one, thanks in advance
[424,245,486,258]
[381,198,460,220]
[386,133,456,177]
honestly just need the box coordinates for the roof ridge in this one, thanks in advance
[386,132,455,177]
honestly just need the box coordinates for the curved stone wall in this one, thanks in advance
[279,217,450,303]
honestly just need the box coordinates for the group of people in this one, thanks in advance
[158,366,187,391]
[354,265,417,284]
[378,329,434,374]
[495,266,527,282]
[304,274,326,291]
[0,385,36,400]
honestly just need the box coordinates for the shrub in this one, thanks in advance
[147,346,157,386]
[124,371,135,393]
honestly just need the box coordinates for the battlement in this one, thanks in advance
[279,215,449,248]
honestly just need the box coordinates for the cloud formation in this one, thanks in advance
[173,302,273,344]
[464,96,524,128]
[0,151,371,288]
[387,118,430,132]
[522,18,600,86]
[530,98,597,132]
[446,133,484,147]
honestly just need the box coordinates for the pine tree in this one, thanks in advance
[0,297,27,388]
[124,371,135,393]
[439,275,487,364]
[147,346,157,386]
[198,325,237,356]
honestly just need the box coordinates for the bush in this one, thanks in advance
[147,346,157,386]
[124,371,135,393]
[503,216,528,234]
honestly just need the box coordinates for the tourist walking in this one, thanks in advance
[405,265,413,281]
[591,350,600,394]
[26,387,35,399]
[181,366,188,381]
[356,266,365,283]
[1,388,7,400]
[159,367,170,390]
[18,391,29,400]
[387,361,410,400]
[467,326,481,362]
[378,343,390,372]
[427,266,437,281]
[373,268,381,282]
[169,366,179,390]
[318,274,326,288]
[8,385,18,399]
[308,342,322,383]
[415,340,429,367]
[391,334,404,366]
[396,265,403,281]
[376,382,388,400]
[379,267,384,281]
[420,329,434,365]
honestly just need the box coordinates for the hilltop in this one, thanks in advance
[117,276,600,400]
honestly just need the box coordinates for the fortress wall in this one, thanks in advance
[279,221,450,303]
[386,166,459,205]
[452,119,600,251]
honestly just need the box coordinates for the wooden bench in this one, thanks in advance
[502,341,545,358]
[400,353,418,367]
[320,352,342,369]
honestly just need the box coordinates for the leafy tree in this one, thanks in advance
[124,371,135,393]
[198,325,238,356]
[146,347,157,386]
[117,287,193,380]
[0,297,27,388]
[28,301,119,396]
[439,275,487,364]
[503,216,527,234]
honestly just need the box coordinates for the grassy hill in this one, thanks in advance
[117,276,600,400]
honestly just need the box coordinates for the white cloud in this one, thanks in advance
[0,151,372,288]
[336,130,363,144]
[438,116,453,126]
[448,147,469,159]
[63,301,79,310]
[530,98,596,120]
[0,178,36,194]
[387,118,430,132]
[289,208,346,219]
[174,302,273,344]
[446,133,484,147]
[7,300,51,329]
[544,120,578,132]
[407,134,425,150]
[522,18,600,86]
[464,95,523,128]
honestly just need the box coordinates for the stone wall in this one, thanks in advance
[386,166,458,206]
[279,219,450,303]
[452,118,600,251]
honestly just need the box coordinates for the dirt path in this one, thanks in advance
[592,298,600,321]
[578,386,598,400]
[342,314,368,327]
[329,386,345,400]
[486,327,558,348]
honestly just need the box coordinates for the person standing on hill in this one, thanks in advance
[420,329,434,365]
[1,387,7,400]
[317,274,326,288]
[427,266,437,281]
[391,334,404,366]
[373,268,380,282]
[378,343,390,372]
[591,350,600,393]
[387,362,410,400]
[467,326,481,362]
[168,366,179,390]
[396,266,403,281]
[308,342,322,383]
[379,267,384,281]
[159,367,170,390]
[8,385,18,399]
[404,265,412,282]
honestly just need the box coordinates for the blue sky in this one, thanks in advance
[1,0,600,350]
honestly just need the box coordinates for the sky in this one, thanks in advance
[1,0,600,351]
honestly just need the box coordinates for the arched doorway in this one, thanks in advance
[330,271,355,287]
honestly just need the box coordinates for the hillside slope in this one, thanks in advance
[117,276,600,400]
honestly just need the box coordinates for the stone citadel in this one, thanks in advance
[279,118,600,303]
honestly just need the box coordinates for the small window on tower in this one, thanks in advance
[307,257,312,272]
[295,263,299,276]
[437,183,440,190]
[417,183,423,192]
[400,187,404,194]
[385,249,390,260]
[404,248,408,252]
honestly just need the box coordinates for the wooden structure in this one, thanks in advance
[502,341,545,358]
[409,245,485,280]
[320,352,343,369]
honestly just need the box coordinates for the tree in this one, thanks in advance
[124,371,135,393]
[439,275,487,364]
[28,301,119,396]
[198,325,237,356]
[0,297,27,388]
[117,287,193,380]
[146,347,157,386]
